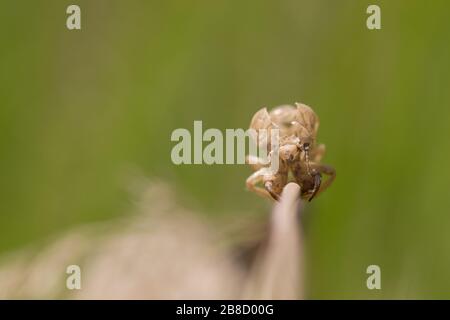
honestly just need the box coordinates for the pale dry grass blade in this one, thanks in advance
[243,182,303,299]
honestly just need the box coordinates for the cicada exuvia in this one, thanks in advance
[246,102,335,201]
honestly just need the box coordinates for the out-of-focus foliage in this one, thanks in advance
[0,0,449,298]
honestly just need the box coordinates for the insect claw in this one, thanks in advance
[265,181,280,201]
[308,170,321,201]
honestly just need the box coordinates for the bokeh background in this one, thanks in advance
[1,0,450,298]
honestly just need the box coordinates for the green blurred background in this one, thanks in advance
[1,0,450,298]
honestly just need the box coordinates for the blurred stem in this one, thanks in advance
[242,182,303,299]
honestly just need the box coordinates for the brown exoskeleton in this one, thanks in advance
[246,103,336,201]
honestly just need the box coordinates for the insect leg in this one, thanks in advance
[308,169,322,201]
[264,181,280,201]
[310,163,336,198]
[246,168,273,200]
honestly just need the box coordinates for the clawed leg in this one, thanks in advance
[309,163,336,199]
[264,181,280,201]
[308,169,321,202]
[246,168,273,200]
[306,145,331,201]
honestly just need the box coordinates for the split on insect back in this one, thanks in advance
[246,102,336,202]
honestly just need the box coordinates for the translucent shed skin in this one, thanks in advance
[246,103,335,201]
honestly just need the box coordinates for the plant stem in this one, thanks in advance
[243,182,304,299]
